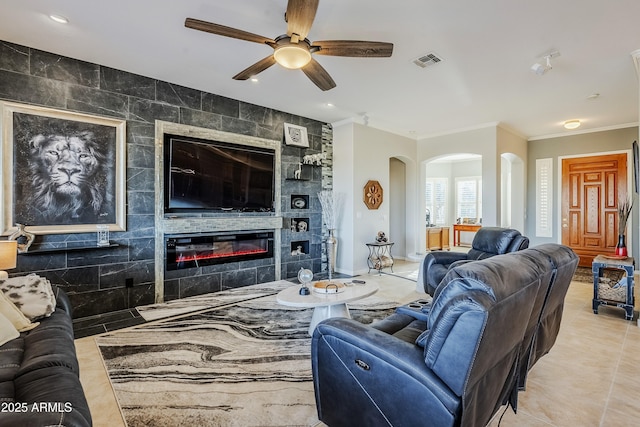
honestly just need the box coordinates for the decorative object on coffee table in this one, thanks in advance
[615,197,633,257]
[363,180,383,209]
[297,268,313,296]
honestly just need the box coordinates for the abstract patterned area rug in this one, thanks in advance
[96,288,402,427]
[136,280,294,321]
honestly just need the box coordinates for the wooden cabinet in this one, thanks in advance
[426,226,450,251]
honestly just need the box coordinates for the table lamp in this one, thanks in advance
[0,240,17,280]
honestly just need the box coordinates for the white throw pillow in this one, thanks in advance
[0,311,19,346]
[0,274,56,321]
[0,290,39,332]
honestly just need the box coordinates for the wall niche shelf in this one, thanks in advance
[291,240,309,256]
[289,218,310,233]
[18,243,121,255]
[291,195,309,209]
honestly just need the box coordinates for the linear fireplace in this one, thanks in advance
[166,231,274,271]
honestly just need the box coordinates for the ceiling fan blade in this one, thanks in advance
[185,18,275,46]
[285,0,319,40]
[233,55,277,80]
[301,58,336,91]
[312,40,394,57]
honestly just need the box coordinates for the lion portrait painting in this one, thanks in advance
[12,112,117,227]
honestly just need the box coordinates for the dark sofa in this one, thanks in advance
[421,226,529,295]
[311,244,578,427]
[0,287,92,427]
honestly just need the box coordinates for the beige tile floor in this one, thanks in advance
[76,260,640,427]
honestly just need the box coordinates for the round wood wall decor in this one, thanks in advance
[364,180,383,210]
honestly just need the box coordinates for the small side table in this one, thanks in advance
[453,224,481,247]
[592,255,635,320]
[366,242,394,274]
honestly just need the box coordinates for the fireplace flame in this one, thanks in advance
[177,248,268,263]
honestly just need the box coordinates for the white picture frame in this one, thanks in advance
[0,101,127,235]
[283,123,309,148]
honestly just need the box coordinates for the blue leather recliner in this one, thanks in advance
[311,243,578,427]
[421,227,529,295]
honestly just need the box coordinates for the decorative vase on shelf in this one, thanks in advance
[326,229,338,282]
[615,234,627,257]
[318,190,343,282]
[616,197,633,258]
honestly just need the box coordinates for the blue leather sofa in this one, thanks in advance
[421,227,529,295]
[311,243,578,427]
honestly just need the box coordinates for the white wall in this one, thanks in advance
[332,123,356,274]
[497,126,527,230]
[417,124,528,248]
[333,122,417,275]
[418,126,498,221]
[389,158,407,258]
[417,126,498,251]
[334,122,527,273]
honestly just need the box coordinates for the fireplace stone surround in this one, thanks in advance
[154,121,332,304]
[155,121,286,303]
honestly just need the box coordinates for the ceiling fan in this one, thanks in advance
[185,0,393,91]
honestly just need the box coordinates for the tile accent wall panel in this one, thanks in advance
[0,40,331,318]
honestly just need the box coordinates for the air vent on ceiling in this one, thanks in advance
[413,52,443,68]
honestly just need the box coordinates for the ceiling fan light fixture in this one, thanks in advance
[274,44,311,69]
[564,119,581,130]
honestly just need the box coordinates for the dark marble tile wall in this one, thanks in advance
[0,40,330,318]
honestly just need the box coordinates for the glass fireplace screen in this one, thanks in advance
[166,231,274,270]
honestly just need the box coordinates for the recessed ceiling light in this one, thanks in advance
[250,78,259,83]
[49,14,69,24]
[325,103,334,108]
[563,119,581,130]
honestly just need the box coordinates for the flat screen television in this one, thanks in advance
[164,134,275,213]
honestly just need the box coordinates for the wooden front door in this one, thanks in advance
[561,153,628,267]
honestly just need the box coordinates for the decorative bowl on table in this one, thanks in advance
[313,281,345,294]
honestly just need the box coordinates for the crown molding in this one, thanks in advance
[528,122,639,141]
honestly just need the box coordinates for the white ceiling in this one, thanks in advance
[1,0,639,140]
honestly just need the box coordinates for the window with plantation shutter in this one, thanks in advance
[425,178,447,225]
[536,158,552,237]
[455,177,482,222]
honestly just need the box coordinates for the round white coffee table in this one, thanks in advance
[276,280,378,335]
